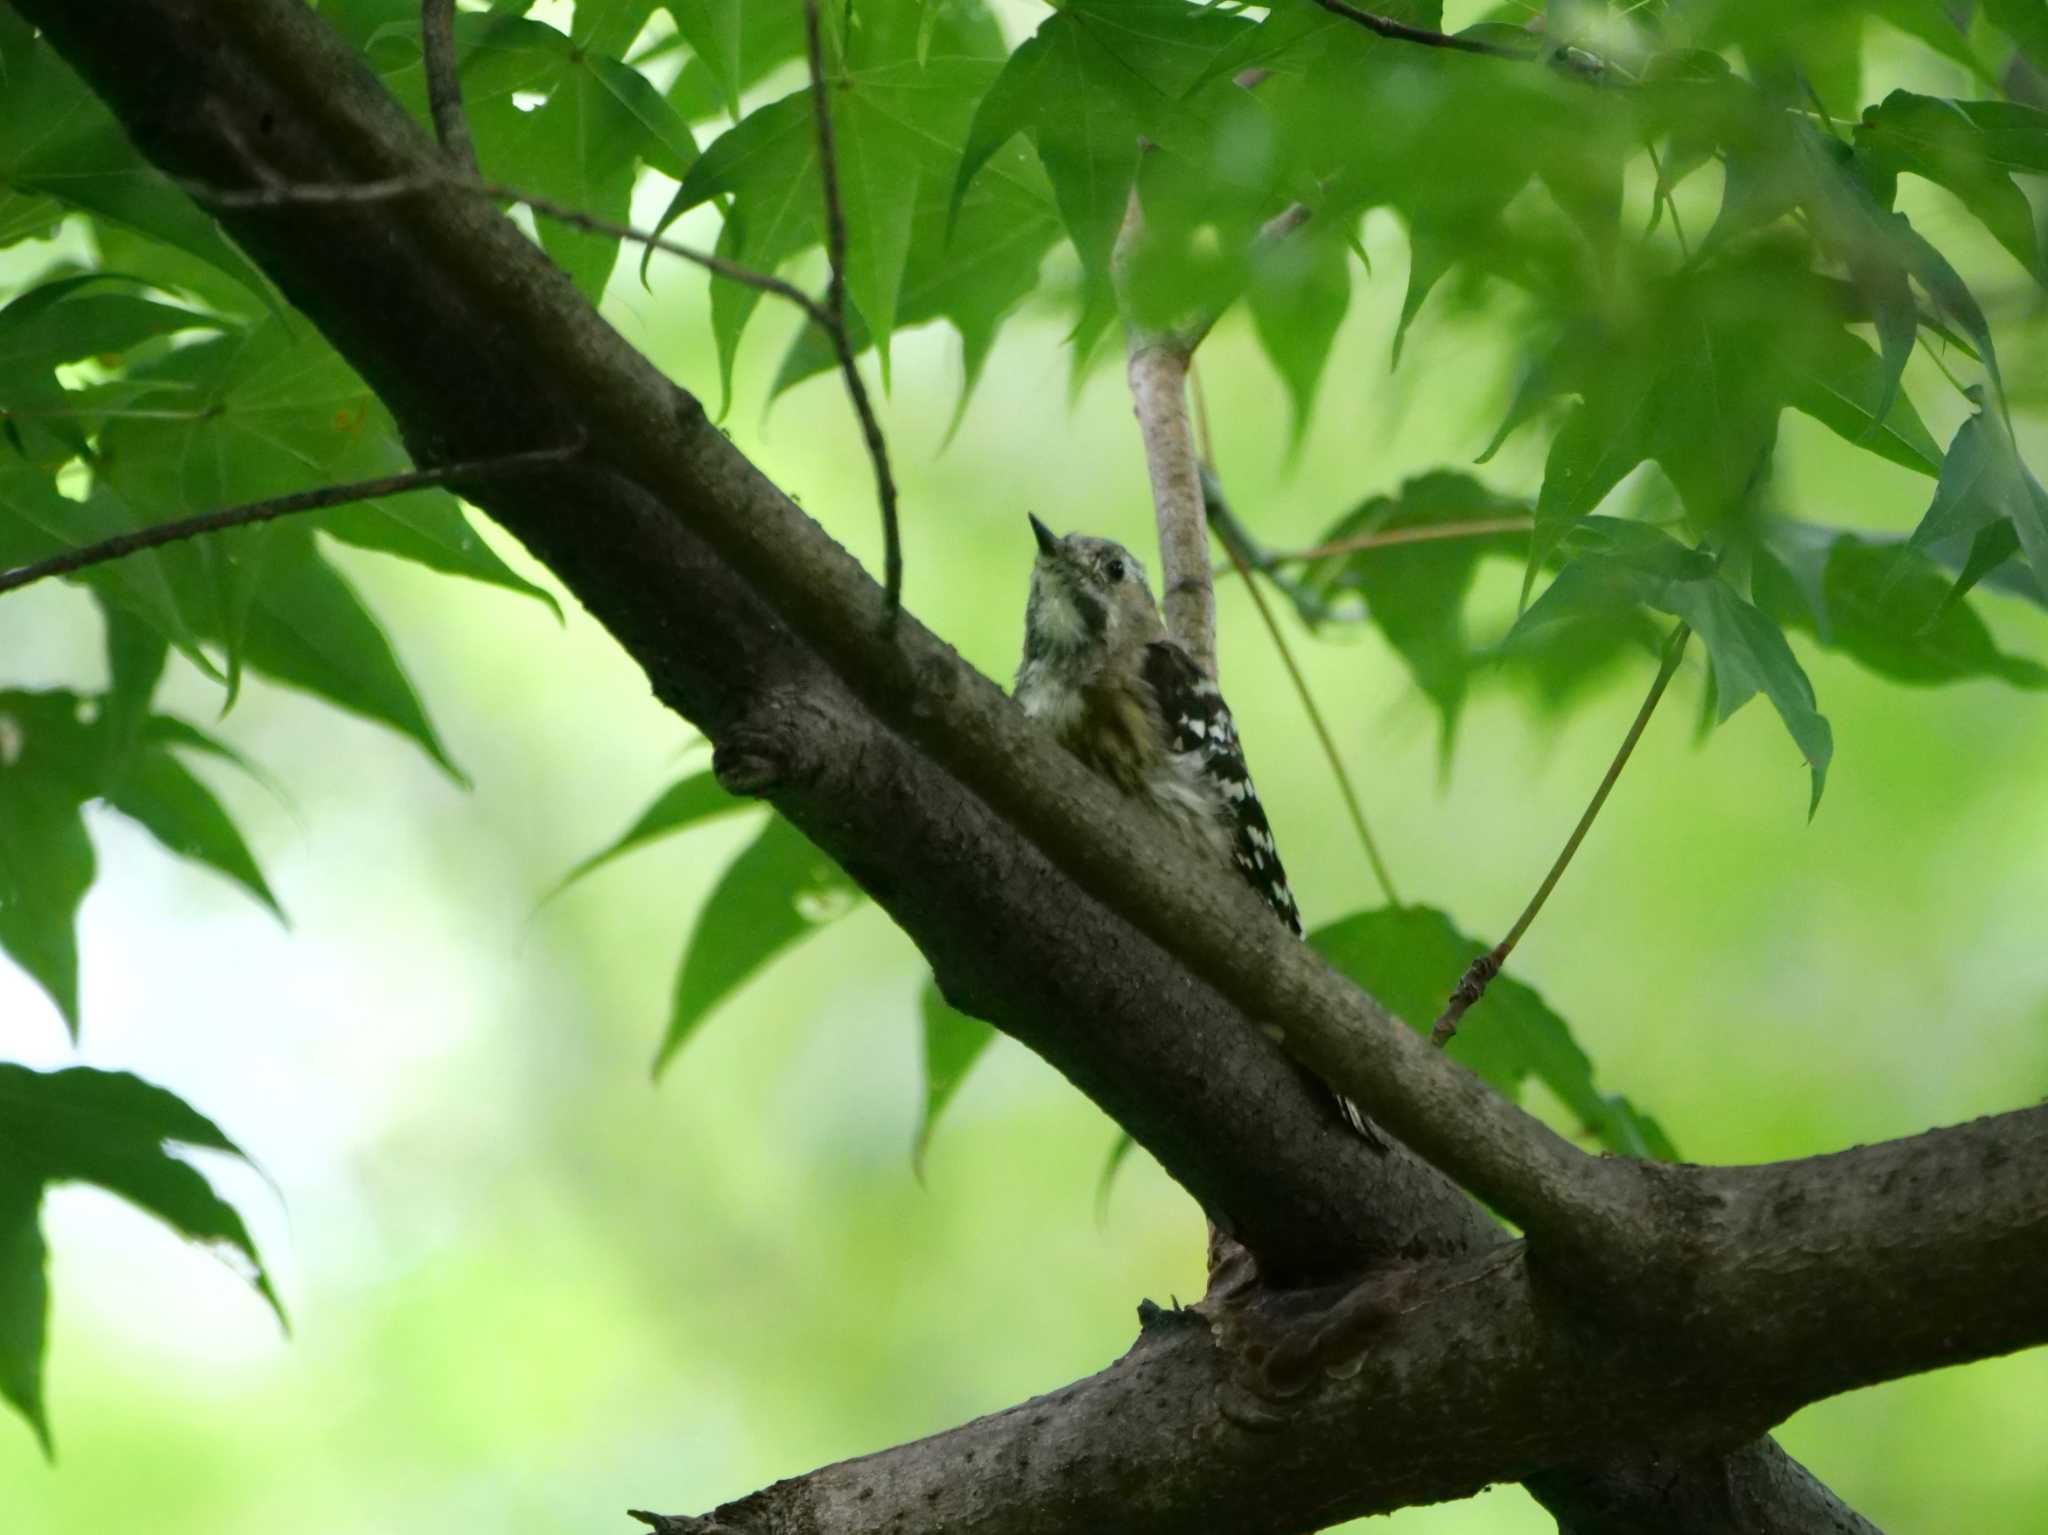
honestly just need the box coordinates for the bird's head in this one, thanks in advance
[1022,513,1164,666]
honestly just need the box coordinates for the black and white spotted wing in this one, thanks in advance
[1142,640,1381,1146]
[1141,640,1303,937]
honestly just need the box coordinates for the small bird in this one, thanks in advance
[1014,513,1377,1143]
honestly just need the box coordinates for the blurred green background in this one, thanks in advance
[8,14,2048,1531]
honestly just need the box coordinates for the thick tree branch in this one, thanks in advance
[11,2,1940,1528]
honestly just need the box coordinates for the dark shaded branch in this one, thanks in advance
[420,0,475,175]
[191,160,904,609]
[0,445,578,597]
[802,0,902,614]
[1433,622,1689,1045]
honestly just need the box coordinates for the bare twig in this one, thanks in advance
[0,444,580,598]
[186,173,836,329]
[1432,622,1691,1045]
[1308,0,1531,58]
[420,0,478,176]
[1229,517,1536,574]
[1207,469,1403,908]
[802,0,903,616]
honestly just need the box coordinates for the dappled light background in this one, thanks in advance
[7,5,2048,1532]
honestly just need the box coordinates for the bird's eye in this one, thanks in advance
[1105,557,1126,583]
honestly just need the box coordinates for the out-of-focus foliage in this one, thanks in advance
[2,1,2047,1513]
[0,1065,281,1455]
[1314,905,1675,1159]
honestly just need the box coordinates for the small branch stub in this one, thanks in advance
[1431,946,1503,1046]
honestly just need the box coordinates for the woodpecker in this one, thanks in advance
[1014,513,1378,1143]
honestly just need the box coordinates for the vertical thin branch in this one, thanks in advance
[0,444,582,598]
[421,0,478,176]
[1432,622,1691,1045]
[1129,342,1215,672]
[802,0,903,615]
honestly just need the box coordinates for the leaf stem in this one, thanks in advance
[0,443,580,599]
[1431,621,1690,1045]
[184,163,903,612]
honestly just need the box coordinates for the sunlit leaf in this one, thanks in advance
[772,139,1059,425]
[237,525,466,782]
[665,0,1005,398]
[953,0,1248,299]
[0,691,103,1035]
[914,977,995,1176]
[546,768,748,898]
[658,813,861,1071]
[0,1064,282,1453]
[664,0,800,123]
[1784,325,1943,476]
[0,1172,49,1456]
[102,743,286,920]
[0,19,268,299]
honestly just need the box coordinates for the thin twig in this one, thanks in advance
[0,444,580,598]
[1431,622,1690,1045]
[1209,472,1403,908]
[421,0,478,176]
[187,173,835,330]
[1230,517,1536,574]
[1309,0,1531,58]
[802,0,903,616]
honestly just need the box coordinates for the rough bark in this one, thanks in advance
[17,2,2045,1531]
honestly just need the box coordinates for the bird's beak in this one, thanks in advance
[1028,512,1060,558]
